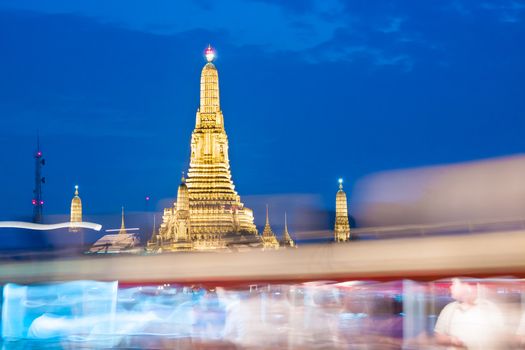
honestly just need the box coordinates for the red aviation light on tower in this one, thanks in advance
[205,45,215,62]
[32,199,37,205]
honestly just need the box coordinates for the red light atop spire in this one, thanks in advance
[205,45,215,62]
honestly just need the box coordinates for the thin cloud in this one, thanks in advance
[446,0,525,23]
[446,1,472,16]
[481,1,525,23]
[378,17,405,33]
[0,0,420,72]
[0,0,345,52]
[374,54,413,71]
[305,44,414,72]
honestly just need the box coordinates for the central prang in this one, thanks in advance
[147,46,260,252]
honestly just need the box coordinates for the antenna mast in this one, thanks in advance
[32,134,45,223]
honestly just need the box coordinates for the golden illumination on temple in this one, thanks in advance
[261,205,280,250]
[148,175,194,252]
[69,185,82,232]
[148,46,259,252]
[334,178,351,242]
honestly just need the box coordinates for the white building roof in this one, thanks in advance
[89,234,139,254]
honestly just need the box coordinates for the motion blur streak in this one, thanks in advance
[1,231,525,285]
[0,221,102,231]
[2,232,525,348]
[353,155,525,227]
[3,279,525,349]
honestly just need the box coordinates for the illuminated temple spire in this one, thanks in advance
[176,174,189,212]
[198,45,221,121]
[69,185,82,232]
[334,178,351,242]
[280,212,296,248]
[182,45,257,248]
[261,205,279,249]
[118,207,127,235]
[150,46,259,252]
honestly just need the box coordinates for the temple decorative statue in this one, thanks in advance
[69,185,82,232]
[149,46,259,252]
[334,178,351,242]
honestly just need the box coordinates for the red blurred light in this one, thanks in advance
[205,47,214,55]
[32,199,37,205]
[39,200,44,205]
[146,196,150,201]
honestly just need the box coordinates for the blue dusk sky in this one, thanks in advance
[0,0,524,227]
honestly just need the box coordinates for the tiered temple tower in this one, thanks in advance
[334,178,351,242]
[151,176,194,251]
[69,185,82,232]
[280,213,296,248]
[150,46,258,251]
[261,205,279,250]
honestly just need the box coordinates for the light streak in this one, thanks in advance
[105,228,139,232]
[0,221,102,231]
